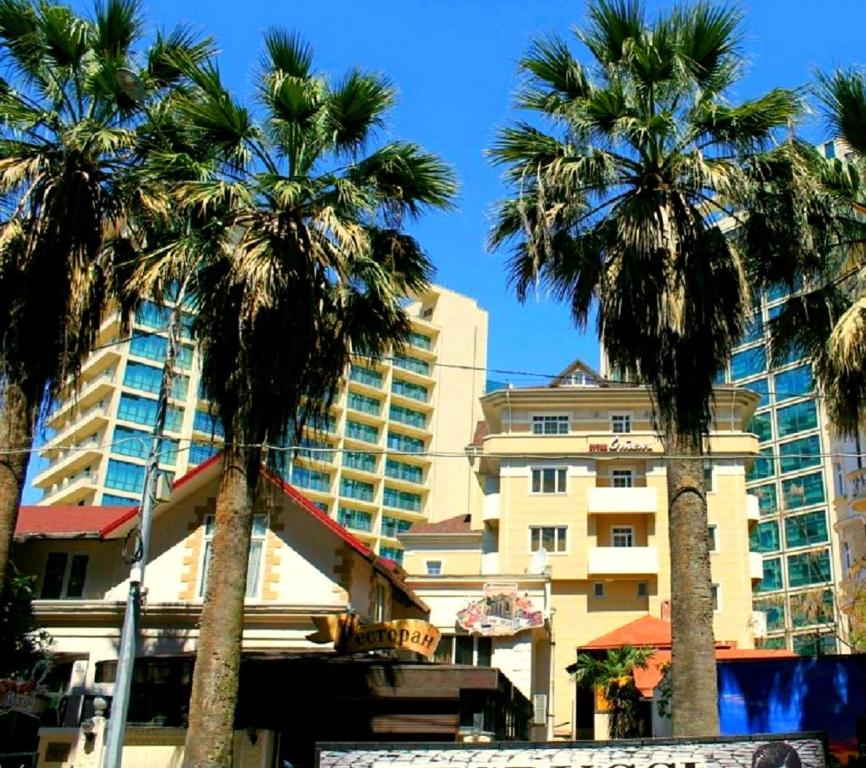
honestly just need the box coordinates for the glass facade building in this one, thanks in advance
[718,287,841,654]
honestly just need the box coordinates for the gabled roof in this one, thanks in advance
[15,505,138,540]
[580,615,675,650]
[404,514,473,535]
[549,357,603,388]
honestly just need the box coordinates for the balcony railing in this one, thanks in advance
[587,546,659,575]
[586,487,657,514]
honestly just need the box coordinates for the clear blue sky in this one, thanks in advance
[76,0,866,381]
[101,0,863,383]
[22,0,866,503]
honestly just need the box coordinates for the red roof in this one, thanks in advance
[15,505,138,540]
[581,615,675,650]
[406,514,473,535]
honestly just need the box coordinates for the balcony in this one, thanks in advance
[45,403,111,447]
[749,551,764,581]
[587,487,657,515]
[846,468,866,514]
[33,439,103,488]
[46,367,117,427]
[746,494,760,523]
[588,546,659,575]
[40,470,100,505]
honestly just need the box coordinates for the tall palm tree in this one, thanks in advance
[134,34,456,766]
[489,0,801,736]
[0,0,213,594]
[572,645,654,738]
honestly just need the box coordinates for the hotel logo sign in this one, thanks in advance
[589,437,654,453]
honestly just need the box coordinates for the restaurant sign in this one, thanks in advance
[456,583,545,636]
[318,734,826,768]
[307,615,440,659]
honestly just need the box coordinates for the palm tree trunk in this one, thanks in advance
[183,442,261,768]
[665,430,719,737]
[0,381,37,595]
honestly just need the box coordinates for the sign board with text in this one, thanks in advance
[318,734,826,768]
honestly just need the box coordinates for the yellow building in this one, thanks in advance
[834,451,866,640]
[32,284,487,559]
[400,360,764,740]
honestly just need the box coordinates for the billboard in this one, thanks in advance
[456,583,545,636]
[319,734,826,768]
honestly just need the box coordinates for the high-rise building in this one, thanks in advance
[32,284,487,558]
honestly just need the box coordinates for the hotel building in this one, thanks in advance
[400,361,764,739]
[31,284,487,559]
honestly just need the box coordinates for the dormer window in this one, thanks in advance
[611,414,631,434]
[532,414,569,435]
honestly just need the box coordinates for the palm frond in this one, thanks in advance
[327,69,394,153]
[816,68,866,158]
[262,28,313,79]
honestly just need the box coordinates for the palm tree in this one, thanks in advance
[489,0,801,736]
[572,646,654,738]
[754,69,866,437]
[134,34,455,766]
[0,0,213,594]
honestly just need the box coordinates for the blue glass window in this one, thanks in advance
[740,313,764,345]
[123,362,189,400]
[782,472,825,510]
[392,354,429,376]
[102,493,137,506]
[189,440,218,466]
[749,521,780,553]
[750,484,778,516]
[385,459,423,484]
[776,400,818,437]
[130,334,168,363]
[774,365,812,402]
[747,447,775,482]
[744,378,770,408]
[379,546,403,564]
[347,392,380,415]
[381,515,412,537]
[392,378,428,402]
[105,459,146,494]
[340,477,374,502]
[193,410,224,437]
[389,405,427,429]
[337,507,372,532]
[117,394,184,432]
[290,466,330,492]
[785,510,829,549]
[112,426,178,465]
[787,549,831,587]
[730,346,767,381]
[349,365,382,388]
[296,438,332,463]
[407,331,432,350]
[387,431,424,453]
[756,557,783,592]
[747,411,772,443]
[346,420,379,444]
[779,434,822,474]
[343,451,376,473]
[753,598,785,632]
[383,486,422,512]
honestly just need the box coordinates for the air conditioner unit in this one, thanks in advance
[532,693,547,726]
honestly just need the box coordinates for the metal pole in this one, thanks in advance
[102,296,182,768]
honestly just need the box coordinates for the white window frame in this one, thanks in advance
[425,559,443,576]
[711,583,721,613]
[612,468,635,488]
[530,467,567,495]
[708,524,719,554]
[610,413,632,434]
[593,582,605,599]
[531,414,569,435]
[611,526,635,548]
[374,580,388,622]
[529,525,568,554]
[199,513,268,600]
[41,552,89,599]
